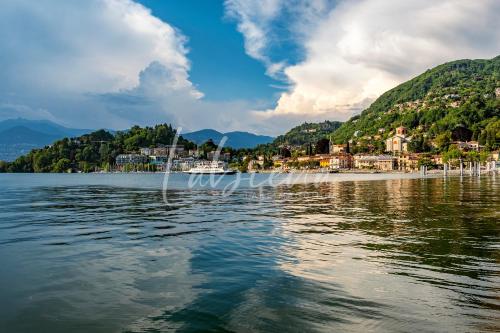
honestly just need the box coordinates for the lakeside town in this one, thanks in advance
[114,126,500,174]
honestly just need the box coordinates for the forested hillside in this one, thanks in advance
[0,124,194,172]
[331,56,500,151]
[247,120,343,157]
[273,121,343,146]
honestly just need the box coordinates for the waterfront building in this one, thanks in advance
[116,154,148,166]
[329,154,353,169]
[248,159,264,170]
[273,158,288,169]
[320,158,330,168]
[397,153,420,171]
[150,155,169,172]
[354,155,396,171]
[171,157,195,171]
[149,155,168,164]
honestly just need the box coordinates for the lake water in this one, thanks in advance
[0,173,498,332]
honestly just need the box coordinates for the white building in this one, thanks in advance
[386,126,409,153]
[329,154,352,169]
[116,154,148,165]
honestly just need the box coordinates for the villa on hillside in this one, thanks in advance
[140,145,185,158]
[453,141,484,151]
[207,151,231,161]
[329,143,348,154]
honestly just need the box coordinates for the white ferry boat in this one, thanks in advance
[186,161,236,175]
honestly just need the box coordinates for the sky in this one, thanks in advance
[0,0,499,135]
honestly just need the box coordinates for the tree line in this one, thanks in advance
[0,124,195,173]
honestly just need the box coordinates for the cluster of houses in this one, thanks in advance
[114,126,498,173]
[115,145,231,171]
[268,151,425,172]
[255,126,495,172]
[117,145,186,171]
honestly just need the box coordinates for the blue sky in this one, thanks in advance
[0,0,499,135]
[138,0,283,102]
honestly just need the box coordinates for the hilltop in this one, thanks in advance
[330,56,500,151]
[273,121,343,147]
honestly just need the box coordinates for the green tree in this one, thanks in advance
[434,132,452,151]
[52,158,72,172]
[417,157,435,169]
[0,161,8,172]
[442,147,463,163]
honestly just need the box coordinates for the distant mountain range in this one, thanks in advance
[0,118,92,138]
[0,119,275,161]
[181,129,274,149]
[0,126,61,145]
[0,118,93,161]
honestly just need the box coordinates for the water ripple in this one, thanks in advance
[0,174,498,332]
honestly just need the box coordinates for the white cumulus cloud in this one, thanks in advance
[1,0,499,136]
[227,0,500,123]
[224,0,287,77]
[0,0,277,134]
[0,0,202,128]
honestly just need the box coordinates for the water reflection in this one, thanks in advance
[0,174,498,332]
[273,178,499,332]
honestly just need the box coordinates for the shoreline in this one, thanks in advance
[0,168,498,176]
